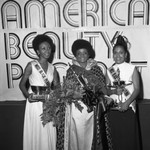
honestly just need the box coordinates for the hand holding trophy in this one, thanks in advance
[29,86,50,102]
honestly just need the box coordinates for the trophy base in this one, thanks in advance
[31,94,47,102]
[31,86,50,101]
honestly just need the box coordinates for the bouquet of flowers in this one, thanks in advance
[40,77,84,127]
[68,64,106,113]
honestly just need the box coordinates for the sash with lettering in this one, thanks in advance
[31,60,51,101]
[108,66,131,101]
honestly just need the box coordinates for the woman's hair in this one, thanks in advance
[72,39,95,59]
[32,34,55,55]
[113,35,131,62]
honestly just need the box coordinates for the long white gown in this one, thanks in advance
[68,102,94,150]
[23,61,56,150]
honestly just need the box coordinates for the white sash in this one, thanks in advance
[33,60,51,87]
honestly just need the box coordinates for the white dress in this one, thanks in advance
[67,102,94,150]
[107,62,136,111]
[23,61,56,150]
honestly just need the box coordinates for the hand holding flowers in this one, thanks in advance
[72,88,85,99]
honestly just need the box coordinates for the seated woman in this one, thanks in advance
[64,39,113,150]
[106,35,142,150]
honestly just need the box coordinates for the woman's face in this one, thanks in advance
[37,41,52,59]
[113,45,127,64]
[75,48,89,64]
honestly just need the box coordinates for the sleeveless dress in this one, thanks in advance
[107,62,135,111]
[23,61,56,150]
[107,62,142,150]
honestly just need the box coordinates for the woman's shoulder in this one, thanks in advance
[29,60,37,65]
[123,62,135,70]
[91,64,103,74]
[113,62,135,69]
[25,60,35,68]
[23,61,33,74]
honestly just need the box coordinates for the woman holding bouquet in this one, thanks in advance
[19,34,59,150]
[64,39,113,150]
[106,35,142,150]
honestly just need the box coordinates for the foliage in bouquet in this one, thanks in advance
[67,64,107,112]
[40,77,84,127]
[79,73,105,112]
[83,71,104,92]
[70,72,104,111]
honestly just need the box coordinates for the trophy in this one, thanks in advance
[31,86,50,102]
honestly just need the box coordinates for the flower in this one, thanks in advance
[40,77,84,127]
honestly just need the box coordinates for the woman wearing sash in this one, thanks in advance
[19,34,59,150]
[106,35,142,150]
[64,39,113,150]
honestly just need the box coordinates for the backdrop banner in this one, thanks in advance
[0,0,149,101]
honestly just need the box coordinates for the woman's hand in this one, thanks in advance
[28,93,39,103]
[104,95,114,105]
[73,89,85,99]
[118,100,130,112]
[116,87,124,95]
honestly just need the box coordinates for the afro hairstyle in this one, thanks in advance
[71,39,95,59]
[32,34,55,55]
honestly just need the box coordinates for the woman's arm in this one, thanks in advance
[52,67,60,87]
[19,62,32,98]
[119,67,140,111]
[125,67,140,105]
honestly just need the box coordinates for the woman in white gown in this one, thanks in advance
[19,34,59,150]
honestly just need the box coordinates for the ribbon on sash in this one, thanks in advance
[109,66,120,81]
[34,60,51,88]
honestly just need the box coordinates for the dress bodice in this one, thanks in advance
[29,61,54,87]
[107,62,136,111]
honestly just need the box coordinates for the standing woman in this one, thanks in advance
[19,34,59,150]
[64,39,112,150]
[106,35,142,150]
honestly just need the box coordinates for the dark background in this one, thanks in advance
[0,99,150,150]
